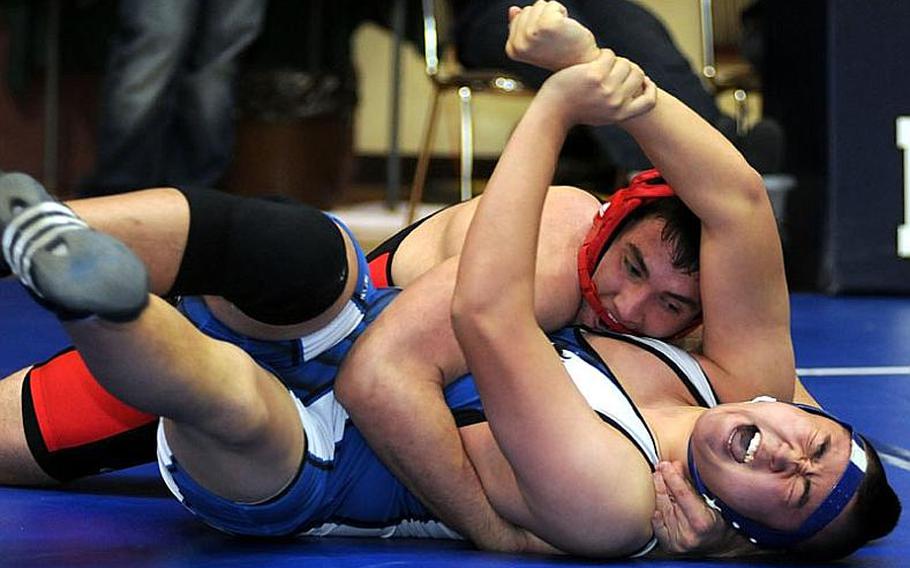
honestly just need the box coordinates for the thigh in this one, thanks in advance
[576,0,719,121]
[68,188,190,295]
[194,0,267,63]
[160,341,305,505]
[158,388,336,537]
[114,0,196,63]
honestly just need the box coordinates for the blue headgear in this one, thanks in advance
[687,398,868,549]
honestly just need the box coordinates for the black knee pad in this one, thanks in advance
[170,188,348,325]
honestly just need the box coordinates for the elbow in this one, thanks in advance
[335,344,392,415]
[747,167,768,200]
[450,286,490,337]
[739,167,770,209]
[451,291,514,347]
[451,275,533,341]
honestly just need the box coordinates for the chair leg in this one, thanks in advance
[457,86,474,203]
[734,88,749,135]
[408,87,442,224]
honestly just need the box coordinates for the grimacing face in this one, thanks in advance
[689,400,854,532]
[575,217,700,337]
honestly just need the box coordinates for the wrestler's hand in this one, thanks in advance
[538,49,656,128]
[506,1,599,71]
[651,461,756,557]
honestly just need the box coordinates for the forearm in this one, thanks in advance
[336,269,538,552]
[621,88,764,226]
[454,97,568,320]
[339,361,534,551]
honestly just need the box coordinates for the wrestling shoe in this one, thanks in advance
[0,172,149,322]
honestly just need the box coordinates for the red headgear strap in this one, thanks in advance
[577,169,699,338]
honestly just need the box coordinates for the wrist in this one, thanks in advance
[527,89,575,134]
[619,85,662,129]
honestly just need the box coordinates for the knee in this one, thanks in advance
[196,356,289,449]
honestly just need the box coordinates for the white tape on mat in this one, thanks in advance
[797,366,910,377]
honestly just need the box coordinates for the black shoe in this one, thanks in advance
[0,172,149,322]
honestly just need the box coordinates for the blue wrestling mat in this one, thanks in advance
[0,279,907,567]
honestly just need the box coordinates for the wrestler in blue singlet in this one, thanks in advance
[159,317,718,550]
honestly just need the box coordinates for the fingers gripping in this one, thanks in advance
[651,461,732,555]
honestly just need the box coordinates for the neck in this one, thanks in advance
[640,406,704,470]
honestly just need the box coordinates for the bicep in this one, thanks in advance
[454,319,654,554]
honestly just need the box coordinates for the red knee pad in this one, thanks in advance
[22,348,158,481]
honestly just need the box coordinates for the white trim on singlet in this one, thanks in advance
[617,334,718,407]
[296,389,348,463]
[157,420,185,503]
[561,350,661,466]
[558,346,664,558]
[296,391,464,540]
[302,519,463,540]
[559,332,717,559]
[298,300,364,361]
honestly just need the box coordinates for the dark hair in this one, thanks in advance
[791,437,902,561]
[614,196,700,275]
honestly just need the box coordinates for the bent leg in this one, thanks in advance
[0,174,351,488]
[66,296,304,503]
[1,175,303,501]
[23,349,157,483]
[68,185,351,322]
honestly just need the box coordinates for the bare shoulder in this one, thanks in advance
[545,184,601,209]
[392,186,599,287]
[445,184,598,251]
[539,185,600,251]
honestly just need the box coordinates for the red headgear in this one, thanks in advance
[577,169,700,338]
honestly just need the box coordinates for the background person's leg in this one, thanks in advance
[455,0,721,173]
[85,0,197,194]
[168,0,267,187]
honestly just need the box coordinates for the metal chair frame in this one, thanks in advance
[699,0,759,134]
[406,0,532,222]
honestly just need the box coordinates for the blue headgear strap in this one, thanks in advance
[687,402,868,549]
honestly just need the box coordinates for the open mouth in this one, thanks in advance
[728,425,761,464]
[602,309,632,333]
